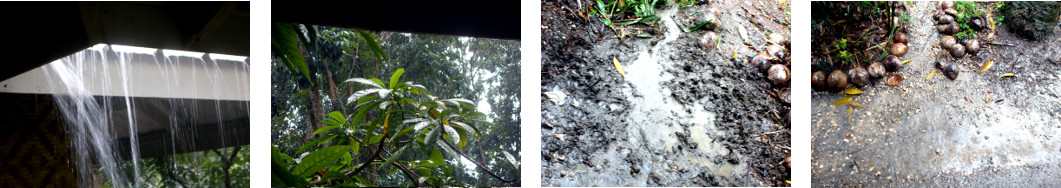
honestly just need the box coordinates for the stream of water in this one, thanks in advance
[42,44,248,187]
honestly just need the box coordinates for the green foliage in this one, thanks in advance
[669,0,696,8]
[104,146,250,187]
[273,25,521,186]
[589,0,660,29]
[272,69,517,186]
[833,38,852,64]
[272,23,313,84]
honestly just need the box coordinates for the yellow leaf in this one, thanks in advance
[979,61,994,74]
[901,59,911,65]
[927,69,937,80]
[779,0,789,5]
[850,101,863,108]
[847,105,852,114]
[832,97,853,105]
[842,88,862,95]
[733,53,739,59]
[613,56,626,78]
[999,73,1015,78]
[786,180,792,184]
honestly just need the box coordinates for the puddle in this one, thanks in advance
[542,0,790,185]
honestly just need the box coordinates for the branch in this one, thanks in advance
[346,132,388,177]
[440,136,518,182]
[382,147,428,187]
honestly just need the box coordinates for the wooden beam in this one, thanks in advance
[231,10,249,18]
[185,2,238,50]
[79,2,104,44]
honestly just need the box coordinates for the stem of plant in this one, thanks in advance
[440,135,518,182]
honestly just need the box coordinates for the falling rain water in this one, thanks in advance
[42,44,248,187]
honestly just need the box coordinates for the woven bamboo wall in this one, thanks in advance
[0,94,77,187]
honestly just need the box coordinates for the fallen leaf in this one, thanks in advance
[613,56,626,78]
[544,91,567,105]
[850,101,863,108]
[846,132,853,138]
[927,69,937,80]
[999,73,1015,78]
[842,88,863,95]
[901,59,911,65]
[733,53,739,59]
[832,97,853,105]
[553,133,567,141]
[979,61,994,74]
[847,104,853,114]
[738,26,749,43]
[887,74,904,86]
[985,95,990,103]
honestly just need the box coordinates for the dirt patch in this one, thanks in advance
[812,1,1061,186]
[541,0,790,186]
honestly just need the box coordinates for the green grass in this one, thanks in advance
[588,0,661,29]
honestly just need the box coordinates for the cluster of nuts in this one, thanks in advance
[813,4,909,91]
[751,33,791,87]
[934,1,983,59]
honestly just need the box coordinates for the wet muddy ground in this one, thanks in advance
[541,0,790,186]
[812,2,1061,186]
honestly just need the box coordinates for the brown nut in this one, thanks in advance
[812,71,827,90]
[827,70,848,91]
[890,43,908,56]
[884,55,902,72]
[868,62,887,78]
[848,67,869,87]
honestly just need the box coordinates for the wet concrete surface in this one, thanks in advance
[812,2,1061,186]
[542,0,790,186]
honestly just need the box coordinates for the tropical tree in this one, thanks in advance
[271,23,521,186]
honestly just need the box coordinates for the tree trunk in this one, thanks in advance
[478,139,491,187]
[324,59,344,114]
[305,84,324,142]
[1002,1,1061,41]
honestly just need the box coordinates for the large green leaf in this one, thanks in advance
[272,160,309,187]
[327,111,345,125]
[356,30,386,61]
[292,145,350,177]
[351,101,382,125]
[442,125,460,146]
[366,134,384,145]
[424,125,442,147]
[272,23,312,84]
[448,121,479,137]
[389,68,405,90]
[345,78,385,89]
[350,141,360,157]
[429,149,445,166]
[381,144,409,169]
[313,125,341,136]
[296,133,338,154]
[502,150,519,169]
[322,171,354,183]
